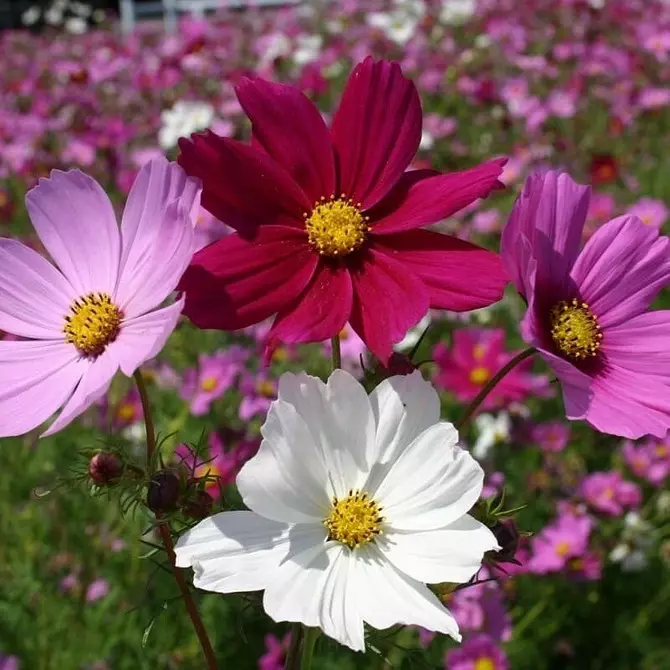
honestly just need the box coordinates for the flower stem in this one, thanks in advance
[284,623,303,670]
[456,347,536,429]
[299,627,319,670]
[330,334,341,371]
[133,370,219,670]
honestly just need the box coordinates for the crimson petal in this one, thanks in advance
[331,58,422,211]
[375,230,508,311]
[179,226,317,330]
[236,77,336,204]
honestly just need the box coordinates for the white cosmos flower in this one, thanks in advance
[158,101,214,151]
[472,412,511,460]
[175,370,498,652]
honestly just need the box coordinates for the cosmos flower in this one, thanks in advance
[580,471,641,516]
[175,370,498,651]
[501,170,670,439]
[177,57,507,362]
[445,633,509,670]
[0,157,200,437]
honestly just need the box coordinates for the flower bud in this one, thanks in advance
[182,490,214,520]
[88,451,123,485]
[491,518,521,563]
[384,352,417,376]
[147,470,181,514]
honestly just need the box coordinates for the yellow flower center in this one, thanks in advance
[200,376,218,392]
[469,366,490,385]
[324,489,383,549]
[64,292,122,358]
[556,540,571,557]
[474,659,495,670]
[304,196,369,257]
[195,462,221,481]
[550,299,602,360]
[116,403,136,422]
[256,380,276,398]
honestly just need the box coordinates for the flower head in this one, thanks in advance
[177,58,507,363]
[501,170,670,438]
[0,158,201,437]
[175,370,498,651]
[580,471,641,516]
[445,633,508,670]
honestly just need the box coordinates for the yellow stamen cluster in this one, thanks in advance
[256,380,276,398]
[304,195,369,257]
[474,658,496,670]
[200,376,218,392]
[469,366,490,385]
[64,292,122,357]
[324,489,383,549]
[550,299,602,360]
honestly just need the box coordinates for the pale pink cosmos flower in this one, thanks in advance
[0,157,201,437]
[580,471,641,517]
[625,197,668,229]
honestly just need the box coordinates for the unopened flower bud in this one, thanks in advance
[491,518,521,563]
[88,451,123,485]
[182,490,214,520]
[385,352,417,376]
[147,470,181,513]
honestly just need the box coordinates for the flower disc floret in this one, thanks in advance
[305,196,369,257]
[64,292,123,357]
[550,299,602,360]
[324,489,383,549]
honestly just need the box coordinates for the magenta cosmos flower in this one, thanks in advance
[0,158,201,437]
[501,170,670,439]
[177,57,508,361]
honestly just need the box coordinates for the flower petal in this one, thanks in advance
[379,515,499,584]
[349,248,429,362]
[331,58,422,210]
[43,347,119,436]
[116,158,200,317]
[179,227,317,331]
[371,159,506,234]
[0,340,84,438]
[0,239,75,339]
[571,216,670,329]
[266,262,353,351]
[354,545,460,641]
[374,230,507,312]
[111,297,184,377]
[372,425,483,531]
[236,77,335,203]
[178,131,311,235]
[25,169,120,296]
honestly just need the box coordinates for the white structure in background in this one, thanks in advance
[119,0,300,35]
[159,101,215,151]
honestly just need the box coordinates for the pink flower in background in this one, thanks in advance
[621,437,670,485]
[86,578,110,602]
[323,324,367,376]
[258,633,290,670]
[471,210,501,234]
[181,347,248,416]
[110,387,142,428]
[567,551,602,581]
[238,370,277,421]
[0,655,19,670]
[587,192,616,224]
[481,472,505,499]
[433,328,548,410]
[501,170,670,439]
[445,633,508,670]
[0,158,200,437]
[580,471,641,516]
[625,197,668,229]
[532,422,570,453]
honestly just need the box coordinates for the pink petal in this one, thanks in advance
[116,193,196,319]
[501,170,590,297]
[371,159,506,234]
[374,230,508,311]
[43,348,119,436]
[349,248,429,362]
[180,226,318,330]
[112,297,185,377]
[571,216,670,329]
[0,239,75,339]
[236,77,335,203]
[266,263,353,351]
[0,340,84,437]
[178,131,311,236]
[331,58,422,210]
[25,169,121,296]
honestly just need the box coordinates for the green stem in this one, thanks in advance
[300,627,319,670]
[133,370,219,670]
[456,348,536,429]
[380,626,415,670]
[330,335,341,371]
[284,623,303,670]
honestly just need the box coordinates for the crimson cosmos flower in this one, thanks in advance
[178,58,508,361]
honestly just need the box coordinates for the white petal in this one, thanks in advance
[276,370,375,496]
[373,425,483,531]
[263,542,365,652]
[366,371,441,490]
[237,399,332,524]
[378,515,499,584]
[354,545,460,641]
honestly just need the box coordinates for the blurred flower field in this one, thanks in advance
[2,0,670,668]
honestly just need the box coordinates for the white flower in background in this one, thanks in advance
[472,412,511,460]
[175,370,498,651]
[440,0,476,25]
[367,0,426,46]
[397,313,432,350]
[293,34,323,67]
[609,512,654,572]
[158,101,214,151]
[21,6,41,25]
[258,32,291,68]
[65,16,87,34]
[420,129,435,151]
